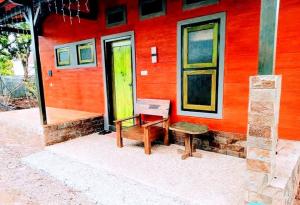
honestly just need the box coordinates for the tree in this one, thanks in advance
[0,23,31,80]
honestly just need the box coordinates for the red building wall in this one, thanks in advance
[39,0,300,140]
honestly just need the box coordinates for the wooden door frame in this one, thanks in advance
[101,31,137,130]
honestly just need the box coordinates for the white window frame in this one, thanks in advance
[54,38,97,69]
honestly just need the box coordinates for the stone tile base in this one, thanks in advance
[170,130,246,158]
[43,116,104,146]
[245,140,300,205]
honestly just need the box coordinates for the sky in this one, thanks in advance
[12,53,35,76]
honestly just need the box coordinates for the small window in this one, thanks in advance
[183,0,218,10]
[106,5,127,27]
[56,47,71,66]
[55,39,97,69]
[77,43,95,65]
[139,0,166,20]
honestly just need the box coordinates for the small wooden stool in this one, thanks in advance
[169,122,208,160]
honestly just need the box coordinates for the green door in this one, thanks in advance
[111,40,134,126]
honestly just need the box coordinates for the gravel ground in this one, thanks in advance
[0,132,95,205]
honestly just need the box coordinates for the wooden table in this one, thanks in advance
[169,122,208,160]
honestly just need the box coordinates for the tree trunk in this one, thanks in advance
[21,58,29,82]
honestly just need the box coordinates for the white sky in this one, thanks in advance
[12,53,35,76]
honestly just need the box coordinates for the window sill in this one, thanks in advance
[177,109,223,119]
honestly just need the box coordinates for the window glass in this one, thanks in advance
[106,6,126,27]
[181,21,219,113]
[77,43,94,65]
[139,0,165,19]
[56,47,70,66]
[183,0,218,10]
[188,28,214,64]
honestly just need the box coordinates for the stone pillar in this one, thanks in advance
[245,75,282,204]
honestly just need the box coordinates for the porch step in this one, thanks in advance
[262,140,300,205]
[22,150,191,205]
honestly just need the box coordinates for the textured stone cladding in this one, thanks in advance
[245,75,285,205]
[171,130,246,158]
[43,116,104,145]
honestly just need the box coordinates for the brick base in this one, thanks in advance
[170,130,246,158]
[43,116,104,145]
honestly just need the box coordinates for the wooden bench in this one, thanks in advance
[114,99,170,154]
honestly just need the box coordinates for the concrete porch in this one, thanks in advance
[0,107,103,146]
[22,133,300,205]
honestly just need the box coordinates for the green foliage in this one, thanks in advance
[0,56,14,76]
[24,80,38,98]
[0,23,31,79]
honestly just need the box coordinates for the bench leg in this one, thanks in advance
[163,119,170,146]
[116,122,123,148]
[144,128,151,155]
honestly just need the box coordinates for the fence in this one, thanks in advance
[0,75,36,98]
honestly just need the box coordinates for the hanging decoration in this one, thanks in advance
[61,0,66,22]
[76,0,80,23]
[22,9,26,35]
[54,0,58,14]
[85,0,90,12]
[47,0,51,12]
[68,0,73,25]
[4,11,8,28]
[39,2,42,14]
[16,8,20,34]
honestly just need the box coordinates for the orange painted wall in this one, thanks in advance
[39,0,300,140]
[276,0,300,140]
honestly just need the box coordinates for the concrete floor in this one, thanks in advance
[0,107,102,147]
[23,133,247,205]
[0,107,101,126]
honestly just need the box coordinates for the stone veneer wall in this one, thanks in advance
[245,75,283,204]
[171,130,246,158]
[43,116,104,145]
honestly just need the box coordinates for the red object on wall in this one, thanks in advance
[39,0,300,140]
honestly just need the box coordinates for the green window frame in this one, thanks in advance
[183,22,219,69]
[56,47,71,66]
[77,43,95,65]
[183,69,217,111]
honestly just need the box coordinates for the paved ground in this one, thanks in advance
[0,119,300,205]
[24,133,247,205]
[0,129,95,205]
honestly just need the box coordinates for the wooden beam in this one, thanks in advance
[8,0,29,6]
[26,4,48,125]
[0,0,10,8]
[0,5,25,24]
[258,0,280,75]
